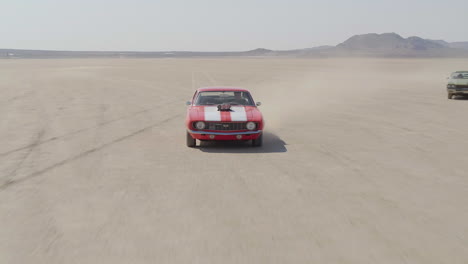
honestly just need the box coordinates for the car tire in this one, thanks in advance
[448,93,453,99]
[186,132,196,147]
[252,133,263,147]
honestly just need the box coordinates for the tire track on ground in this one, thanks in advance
[0,99,180,158]
[192,71,217,88]
[0,91,34,106]
[0,89,53,185]
[0,114,182,191]
[202,71,217,85]
[1,129,46,184]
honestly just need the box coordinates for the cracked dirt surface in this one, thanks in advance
[1,58,468,264]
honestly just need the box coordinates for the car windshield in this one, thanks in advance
[451,72,468,79]
[195,91,255,106]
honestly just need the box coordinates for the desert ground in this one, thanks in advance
[1,57,467,263]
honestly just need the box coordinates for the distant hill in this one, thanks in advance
[330,33,468,57]
[427,39,468,50]
[426,39,450,47]
[1,33,468,58]
[244,48,273,55]
[449,42,468,50]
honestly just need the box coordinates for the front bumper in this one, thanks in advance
[448,88,468,94]
[188,130,262,141]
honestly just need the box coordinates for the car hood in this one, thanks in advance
[188,105,262,122]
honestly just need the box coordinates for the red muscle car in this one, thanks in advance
[185,87,264,147]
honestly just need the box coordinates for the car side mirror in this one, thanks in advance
[186,101,191,106]
[256,102,262,106]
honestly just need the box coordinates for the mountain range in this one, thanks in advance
[2,33,468,58]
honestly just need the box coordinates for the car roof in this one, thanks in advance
[197,87,251,93]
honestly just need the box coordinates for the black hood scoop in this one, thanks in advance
[217,104,232,111]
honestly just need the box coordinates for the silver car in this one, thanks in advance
[447,71,468,99]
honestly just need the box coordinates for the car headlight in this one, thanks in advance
[246,122,256,130]
[447,84,456,88]
[195,121,205,130]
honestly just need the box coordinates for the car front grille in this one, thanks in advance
[455,85,468,88]
[206,122,247,131]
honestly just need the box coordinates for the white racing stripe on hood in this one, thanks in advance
[204,106,221,121]
[230,106,247,121]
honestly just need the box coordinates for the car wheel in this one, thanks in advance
[186,132,196,147]
[252,133,263,147]
[448,93,453,99]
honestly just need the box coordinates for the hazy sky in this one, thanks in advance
[1,0,467,51]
